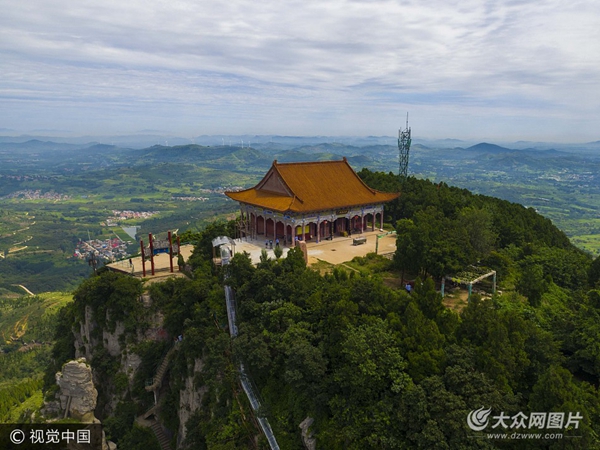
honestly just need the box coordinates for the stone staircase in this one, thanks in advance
[135,343,179,450]
[145,344,178,392]
[150,419,172,450]
[135,403,171,450]
[140,403,159,420]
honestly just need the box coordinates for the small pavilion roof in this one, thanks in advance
[212,236,234,248]
[225,158,399,213]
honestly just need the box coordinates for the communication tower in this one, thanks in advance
[398,114,411,179]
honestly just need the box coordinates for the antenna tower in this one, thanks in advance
[398,113,411,179]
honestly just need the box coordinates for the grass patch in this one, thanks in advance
[0,292,73,345]
[2,386,44,422]
[570,234,600,256]
[442,290,469,313]
[310,259,335,275]
[345,252,394,274]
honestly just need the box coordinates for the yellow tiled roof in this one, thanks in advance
[225,158,399,213]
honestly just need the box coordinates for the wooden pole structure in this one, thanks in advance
[140,239,146,277]
[149,233,155,276]
[168,231,174,273]
[177,236,181,271]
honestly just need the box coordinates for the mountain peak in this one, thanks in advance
[465,142,512,153]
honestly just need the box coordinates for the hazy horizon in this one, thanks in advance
[0,132,598,149]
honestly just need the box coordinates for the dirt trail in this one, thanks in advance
[15,284,35,295]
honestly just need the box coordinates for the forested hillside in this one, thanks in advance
[0,293,73,422]
[223,175,600,449]
[359,171,590,293]
[217,175,600,448]
[40,174,600,449]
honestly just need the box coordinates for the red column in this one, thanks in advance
[140,240,146,277]
[177,236,181,271]
[168,231,173,273]
[149,233,155,276]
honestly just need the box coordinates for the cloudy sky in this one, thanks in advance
[1,0,599,142]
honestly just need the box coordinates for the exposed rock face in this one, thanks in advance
[75,305,95,360]
[69,298,172,423]
[56,358,98,422]
[102,321,125,357]
[141,311,167,341]
[299,417,317,450]
[178,358,208,447]
[65,293,174,450]
[40,399,61,418]
[123,350,142,383]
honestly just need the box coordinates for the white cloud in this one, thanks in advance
[0,0,599,140]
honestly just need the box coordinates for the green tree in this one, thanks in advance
[328,319,411,447]
[457,206,497,259]
[280,322,327,393]
[395,218,420,277]
[185,220,236,269]
[517,262,548,307]
[588,255,600,288]
[226,252,255,290]
[529,365,599,449]
[117,425,162,450]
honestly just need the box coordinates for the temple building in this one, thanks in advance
[225,158,399,245]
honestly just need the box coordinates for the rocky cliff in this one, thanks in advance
[52,269,264,449]
[56,358,98,422]
[177,358,208,447]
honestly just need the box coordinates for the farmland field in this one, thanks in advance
[1,139,600,296]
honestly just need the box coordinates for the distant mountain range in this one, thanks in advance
[1,134,599,152]
[0,137,598,178]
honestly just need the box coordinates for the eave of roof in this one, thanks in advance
[225,158,399,213]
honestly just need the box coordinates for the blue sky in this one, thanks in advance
[1,0,599,142]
